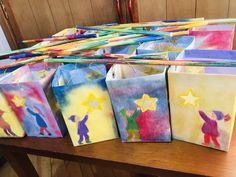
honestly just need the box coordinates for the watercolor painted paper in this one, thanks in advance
[0,63,66,137]
[52,64,118,146]
[97,44,139,55]
[189,24,235,49]
[137,36,195,59]
[106,64,171,142]
[168,50,236,151]
[0,68,25,137]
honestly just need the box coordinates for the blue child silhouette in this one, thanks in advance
[69,113,91,144]
[27,106,51,136]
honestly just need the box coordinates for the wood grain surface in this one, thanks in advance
[0,125,235,177]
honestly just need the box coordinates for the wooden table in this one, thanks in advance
[0,130,236,177]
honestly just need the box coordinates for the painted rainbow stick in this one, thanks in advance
[44,58,236,67]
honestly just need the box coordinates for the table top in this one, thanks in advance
[0,129,235,177]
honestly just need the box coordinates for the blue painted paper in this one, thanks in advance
[177,50,236,74]
[137,36,195,60]
[106,65,171,142]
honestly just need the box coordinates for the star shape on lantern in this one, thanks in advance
[180,88,200,107]
[82,93,105,113]
[12,95,26,107]
[134,94,158,112]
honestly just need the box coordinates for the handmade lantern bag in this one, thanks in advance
[52,64,118,146]
[0,63,66,138]
[97,44,139,55]
[0,68,25,137]
[168,49,236,151]
[136,36,195,60]
[189,24,235,49]
[106,64,171,142]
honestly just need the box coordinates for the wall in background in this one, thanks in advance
[134,0,236,48]
[2,0,236,48]
[0,1,17,49]
[136,0,236,22]
[4,0,118,41]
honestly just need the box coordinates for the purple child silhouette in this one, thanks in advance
[69,113,91,144]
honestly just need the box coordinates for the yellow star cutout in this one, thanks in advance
[12,95,26,107]
[180,89,200,107]
[134,94,158,112]
[82,93,105,113]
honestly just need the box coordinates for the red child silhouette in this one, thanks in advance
[0,109,17,136]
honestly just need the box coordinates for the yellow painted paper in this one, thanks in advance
[0,92,25,137]
[168,71,236,151]
[61,84,118,146]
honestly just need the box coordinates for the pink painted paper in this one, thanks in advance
[0,63,65,137]
[189,24,235,50]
